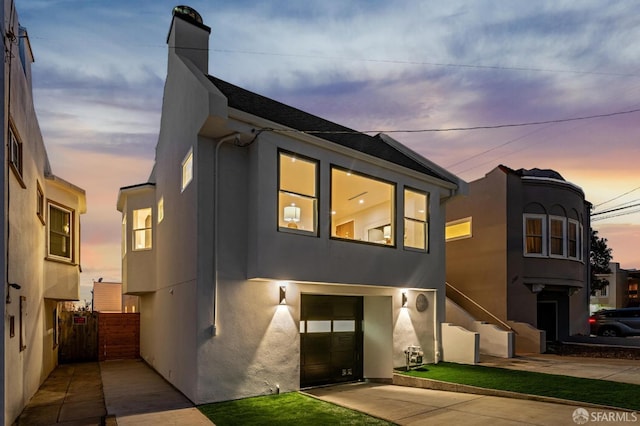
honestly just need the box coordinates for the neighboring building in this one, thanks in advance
[117,7,466,404]
[92,281,139,313]
[445,165,590,346]
[626,270,639,307]
[1,3,87,424]
[590,262,631,312]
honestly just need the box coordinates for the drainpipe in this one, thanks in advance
[212,133,241,336]
[433,289,440,363]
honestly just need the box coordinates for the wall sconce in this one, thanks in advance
[283,205,301,229]
[6,282,21,304]
[401,291,408,308]
[279,286,287,305]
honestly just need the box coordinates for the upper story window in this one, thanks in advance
[158,197,164,224]
[9,125,24,186]
[181,148,193,192]
[48,203,73,261]
[133,208,152,250]
[36,183,45,224]
[568,219,582,260]
[524,214,547,256]
[446,217,472,242]
[549,216,566,257]
[404,188,428,250]
[278,151,318,233]
[122,216,127,257]
[331,167,395,246]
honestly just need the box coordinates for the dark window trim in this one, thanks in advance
[9,121,26,189]
[277,149,320,237]
[330,164,397,248]
[36,181,45,225]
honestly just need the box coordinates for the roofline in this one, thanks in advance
[116,182,156,212]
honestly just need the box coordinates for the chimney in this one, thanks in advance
[167,6,211,74]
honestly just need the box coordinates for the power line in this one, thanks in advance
[263,107,640,135]
[591,202,640,217]
[592,208,640,222]
[594,186,640,208]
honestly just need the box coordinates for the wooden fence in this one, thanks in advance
[59,312,140,363]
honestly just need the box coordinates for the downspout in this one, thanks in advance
[433,288,440,363]
[212,132,241,336]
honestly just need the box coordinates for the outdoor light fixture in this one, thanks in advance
[279,286,287,305]
[283,205,301,229]
[6,282,21,304]
[402,291,408,308]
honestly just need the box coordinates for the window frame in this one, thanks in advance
[121,216,127,257]
[158,196,164,224]
[36,182,45,225]
[277,150,319,236]
[403,187,429,252]
[445,216,473,242]
[548,215,567,258]
[181,148,193,192]
[9,122,25,188]
[330,165,396,247]
[567,219,580,260]
[132,207,153,251]
[47,201,74,262]
[523,213,547,257]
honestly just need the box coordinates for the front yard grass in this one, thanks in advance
[402,362,640,411]
[198,392,393,426]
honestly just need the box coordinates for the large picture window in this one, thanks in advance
[404,188,428,250]
[49,203,73,260]
[331,167,395,246]
[133,208,152,250]
[524,214,546,256]
[278,151,318,233]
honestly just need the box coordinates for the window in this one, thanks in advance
[49,203,73,261]
[331,167,395,246]
[404,188,428,250]
[158,197,164,224]
[181,148,193,191]
[36,183,45,224]
[446,217,472,242]
[20,296,26,351]
[549,216,566,257]
[52,307,58,349]
[524,214,546,256]
[9,125,24,183]
[132,208,152,250]
[568,219,580,259]
[599,286,608,297]
[121,216,127,257]
[278,151,318,233]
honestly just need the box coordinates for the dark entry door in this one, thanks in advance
[537,300,558,341]
[300,295,363,388]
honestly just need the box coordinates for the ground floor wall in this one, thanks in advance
[190,279,440,404]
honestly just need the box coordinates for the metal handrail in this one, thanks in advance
[445,282,515,332]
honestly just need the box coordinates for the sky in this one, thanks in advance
[17,1,640,304]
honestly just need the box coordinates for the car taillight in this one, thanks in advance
[588,317,596,324]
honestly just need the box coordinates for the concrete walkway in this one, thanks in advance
[15,354,640,425]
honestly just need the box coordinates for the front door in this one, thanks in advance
[300,295,363,388]
[537,300,558,341]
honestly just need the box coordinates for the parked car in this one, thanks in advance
[589,308,640,337]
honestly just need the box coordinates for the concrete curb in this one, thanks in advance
[392,373,635,412]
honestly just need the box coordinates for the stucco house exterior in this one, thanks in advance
[445,165,590,350]
[590,262,631,312]
[1,2,87,423]
[117,6,466,404]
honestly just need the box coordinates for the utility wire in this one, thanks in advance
[264,107,640,135]
[592,208,640,222]
[594,186,640,208]
[591,202,640,217]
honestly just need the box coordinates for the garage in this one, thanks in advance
[300,295,363,388]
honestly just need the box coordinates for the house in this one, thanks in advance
[1,3,86,424]
[116,6,466,404]
[590,262,632,312]
[92,281,139,313]
[445,165,590,351]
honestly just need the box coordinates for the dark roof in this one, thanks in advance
[516,168,565,181]
[208,76,452,183]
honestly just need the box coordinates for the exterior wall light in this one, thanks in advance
[402,291,408,308]
[279,286,287,305]
[6,282,21,304]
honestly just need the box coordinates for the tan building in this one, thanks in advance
[446,165,590,349]
[92,280,140,313]
[590,263,631,312]
[1,2,86,423]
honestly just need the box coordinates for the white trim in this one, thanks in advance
[47,202,74,262]
[548,215,567,258]
[523,214,547,257]
[567,219,580,260]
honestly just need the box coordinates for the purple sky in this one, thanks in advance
[18,1,640,303]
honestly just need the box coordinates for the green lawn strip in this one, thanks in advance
[198,392,395,426]
[402,363,640,411]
